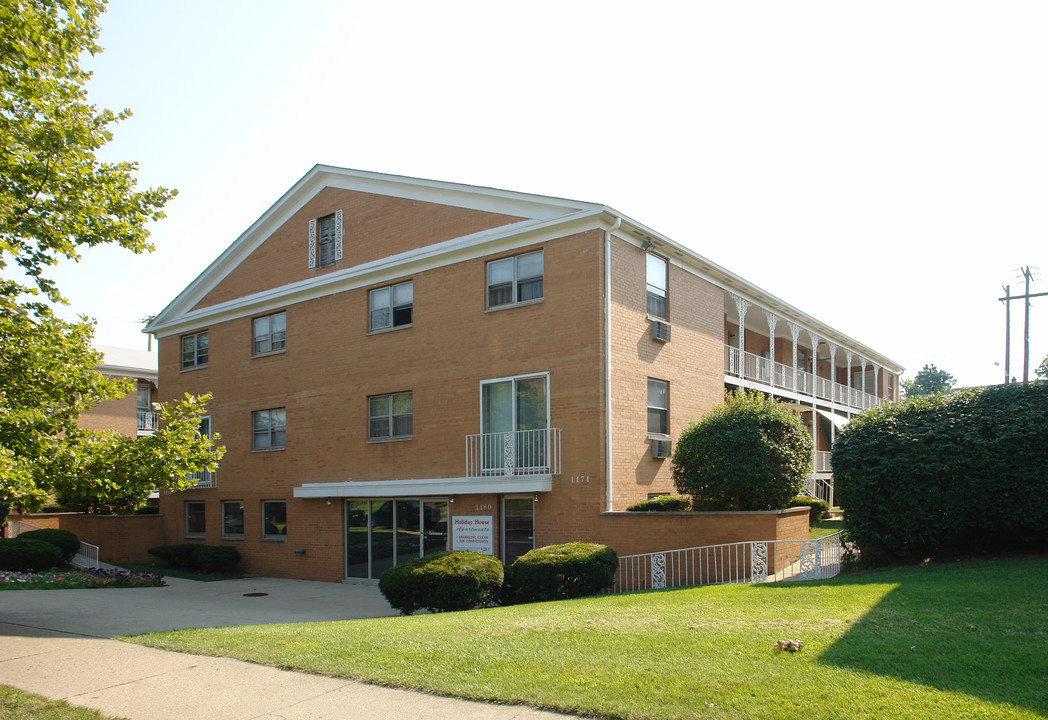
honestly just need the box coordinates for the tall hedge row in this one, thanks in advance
[833,382,1048,559]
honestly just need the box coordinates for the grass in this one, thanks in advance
[117,562,247,582]
[0,567,165,590]
[124,556,1048,720]
[809,518,844,539]
[0,685,126,719]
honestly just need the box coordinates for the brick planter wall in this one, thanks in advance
[8,513,165,565]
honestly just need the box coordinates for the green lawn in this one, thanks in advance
[0,685,126,720]
[124,556,1048,720]
[809,518,844,538]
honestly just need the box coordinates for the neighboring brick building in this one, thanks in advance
[145,166,901,582]
[78,346,159,438]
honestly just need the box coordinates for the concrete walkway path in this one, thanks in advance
[0,575,581,720]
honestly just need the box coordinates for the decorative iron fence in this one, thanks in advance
[137,410,160,432]
[612,531,847,593]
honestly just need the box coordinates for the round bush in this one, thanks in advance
[506,542,618,604]
[672,390,812,511]
[190,545,241,573]
[791,496,829,527]
[0,538,64,572]
[147,543,199,568]
[18,529,80,562]
[378,551,504,615]
[626,495,690,512]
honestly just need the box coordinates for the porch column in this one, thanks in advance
[788,321,801,392]
[858,356,868,394]
[873,363,881,398]
[845,350,854,406]
[731,293,750,356]
[764,310,779,383]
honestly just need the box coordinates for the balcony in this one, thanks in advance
[187,470,215,489]
[137,410,159,434]
[466,428,562,478]
[725,345,881,412]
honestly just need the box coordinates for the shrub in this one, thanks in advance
[148,543,201,568]
[626,495,690,512]
[0,538,64,572]
[673,390,813,511]
[18,529,80,562]
[379,551,504,615]
[833,382,1048,559]
[791,496,829,526]
[134,505,160,515]
[189,545,241,573]
[506,542,618,604]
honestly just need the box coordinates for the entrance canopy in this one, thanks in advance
[294,475,552,499]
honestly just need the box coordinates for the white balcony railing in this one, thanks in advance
[466,428,561,478]
[725,345,881,412]
[188,470,215,489]
[137,411,159,432]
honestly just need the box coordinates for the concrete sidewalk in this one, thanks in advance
[0,575,582,719]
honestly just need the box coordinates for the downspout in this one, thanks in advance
[604,216,621,513]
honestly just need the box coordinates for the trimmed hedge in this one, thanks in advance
[673,390,812,511]
[506,542,618,604]
[378,551,504,615]
[626,495,690,512]
[18,529,80,562]
[791,496,829,527]
[833,382,1048,559]
[0,538,64,572]
[147,544,241,572]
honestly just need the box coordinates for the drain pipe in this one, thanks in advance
[604,216,621,512]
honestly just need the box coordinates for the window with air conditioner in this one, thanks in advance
[646,253,668,320]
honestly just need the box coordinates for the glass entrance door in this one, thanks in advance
[502,496,534,565]
[481,374,548,474]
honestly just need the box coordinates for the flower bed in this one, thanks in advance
[0,567,165,590]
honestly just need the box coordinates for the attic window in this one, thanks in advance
[308,210,343,269]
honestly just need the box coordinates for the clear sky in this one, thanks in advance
[50,0,1047,387]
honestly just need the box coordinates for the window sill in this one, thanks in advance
[252,447,286,453]
[180,364,208,373]
[221,536,244,542]
[367,323,413,336]
[262,536,288,542]
[485,298,543,313]
[367,435,413,444]
[184,534,205,540]
[647,432,671,441]
[252,349,286,359]
[646,314,669,324]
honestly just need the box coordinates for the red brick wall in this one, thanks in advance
[9,513,165,565]
[77,376,138,436]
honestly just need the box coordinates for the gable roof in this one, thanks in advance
[145,165,903,374]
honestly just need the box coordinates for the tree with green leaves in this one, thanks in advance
[1036,353,1047,381]
[902,364,956,397]
[0,0,221,511]
[672,390,813,511]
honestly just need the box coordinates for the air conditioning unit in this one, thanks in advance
[651,320,671,343]
[651,438,672,459]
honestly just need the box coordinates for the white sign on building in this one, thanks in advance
[451,515,494,555]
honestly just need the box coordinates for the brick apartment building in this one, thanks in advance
[145,166,901,583]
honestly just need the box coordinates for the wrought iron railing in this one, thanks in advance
[137,411,160,432]
[804,473,834,507]
[6,520,100,569]
[465,428,561,477]
[187,470,216,489]
[612,531,847,593]
[725,345,881,411]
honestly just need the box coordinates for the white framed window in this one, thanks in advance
[647,378,668,436]
[308,210,343,269]
[253,312,286,356]
[369,392,413,440]
[181,331,208,369]
[369,281,413,331]
[222,501,244,538]
[252,408,286,451]
[262,500,287,539]
[487,250,543,308]
[646,253,668,320]
[185,501,206,537]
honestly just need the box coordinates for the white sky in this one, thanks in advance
[47,0,1048,387]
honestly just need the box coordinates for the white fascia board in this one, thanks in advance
[293,475,553,498]
[149,208,607,338]
[602,211,904,374]
[147,166,600,334]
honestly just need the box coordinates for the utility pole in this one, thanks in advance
[999,267,1046,384]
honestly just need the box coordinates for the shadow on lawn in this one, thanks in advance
[758,558,1048,715]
